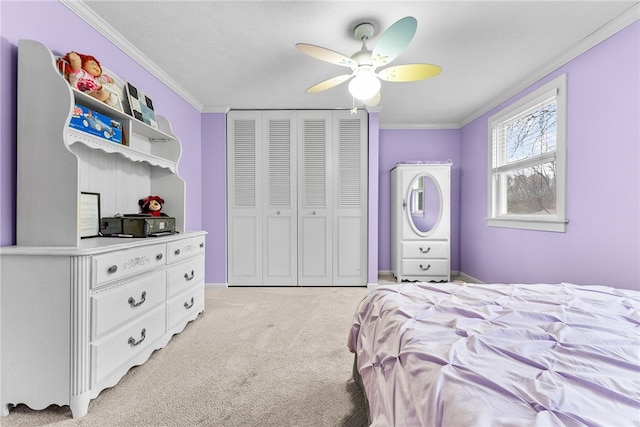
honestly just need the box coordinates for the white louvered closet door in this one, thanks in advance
[227,111,262,285]
[262,112,297,285]
[227,110,367,286]
[333,110,368,285]
[297,111,333,286]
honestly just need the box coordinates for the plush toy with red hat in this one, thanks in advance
[138,195,168,217]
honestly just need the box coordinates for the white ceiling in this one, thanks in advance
[64,1,638,128]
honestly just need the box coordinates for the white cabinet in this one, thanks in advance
[0,233,206,418]
[227,110,367,286]
[391,162,451,282]
[0,40,206,419]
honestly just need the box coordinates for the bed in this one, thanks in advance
[347,281,640,426]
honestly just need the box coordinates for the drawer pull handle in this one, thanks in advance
[156,253,163,261]
[184,297,195,309]
[419,247,431,254]
[174,249,181,256]
[128,328,146,347]
[128,291,147,308]
[199,243,204,248]
[107,265,118,274]
[419,264,432,271]
[184,270,195,281]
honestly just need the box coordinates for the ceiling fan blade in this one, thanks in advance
[296,43,355,68]
[371,16,417,67]
[305,74,352,93]
[378,64,442,82]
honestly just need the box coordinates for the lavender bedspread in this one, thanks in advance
[347,282,640,427]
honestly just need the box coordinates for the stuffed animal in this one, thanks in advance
[59,51,114,104]
[138,195,168,217]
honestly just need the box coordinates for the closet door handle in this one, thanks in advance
[128,291,147,307]
[419,264,431,271]
[128,328,146,346]
[419,247,431,254]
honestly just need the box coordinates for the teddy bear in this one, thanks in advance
[138,195,168,217]
[59,51,114,104]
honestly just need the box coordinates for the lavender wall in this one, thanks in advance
[0,1,203,246]
[201,113,227,284]
[459,20,640,290]
[378,129,461,272]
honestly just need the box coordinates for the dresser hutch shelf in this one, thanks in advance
[0,39,206,419]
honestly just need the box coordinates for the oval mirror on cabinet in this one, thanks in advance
[407,173,442,235]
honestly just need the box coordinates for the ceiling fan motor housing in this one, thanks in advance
[354,22,375,41]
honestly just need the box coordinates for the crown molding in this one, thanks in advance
[202,105,232,114]
[60,0,204,112]
[380,122,461,130]
[459,3,640,128]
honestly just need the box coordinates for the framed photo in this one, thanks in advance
[126,81,158,129]
[80,192,101,238]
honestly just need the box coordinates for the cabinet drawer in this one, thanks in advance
[401,241,448,259]
[167,285,204,332]
[93,244,166,287]
[167,256,205,297]
[166,235,206,264]
[91,270,167,339]
[91,305,165,387]
[401,259,449,276]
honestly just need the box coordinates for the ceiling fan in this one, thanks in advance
[296,16,442,106]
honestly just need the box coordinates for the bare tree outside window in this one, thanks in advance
[503,103,557,215]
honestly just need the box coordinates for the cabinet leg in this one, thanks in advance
[70,394,90,418]
[1,404,9,416]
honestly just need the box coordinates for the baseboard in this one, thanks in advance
[205,282,228,289]
[455,272,485,284]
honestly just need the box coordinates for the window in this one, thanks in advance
[487,74,567,232]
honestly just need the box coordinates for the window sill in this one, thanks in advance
[486,217,568,233]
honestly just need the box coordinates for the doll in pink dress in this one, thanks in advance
[60,51,113,103]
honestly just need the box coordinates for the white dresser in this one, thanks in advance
[0,232,206,418]
[1,39,206,418]
[390,162,451,282]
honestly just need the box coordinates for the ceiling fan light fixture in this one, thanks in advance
[348,67,381,100]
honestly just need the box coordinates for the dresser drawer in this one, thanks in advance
[91,270,167,339]
[402,241,448,259]
[401,259,449,276]
[166,235,206,264]
[167,256,205,297]
[93,244,166,287]
[167,285,204,332]
[91,305,165,387]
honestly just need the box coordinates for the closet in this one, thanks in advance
[391,162,451,282]
[227,110,367,286]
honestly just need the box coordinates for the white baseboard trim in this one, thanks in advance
[456,272,485,284]
[205,283,229,289]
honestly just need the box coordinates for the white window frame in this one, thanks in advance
[487,74,567,232]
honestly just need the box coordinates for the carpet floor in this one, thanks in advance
[2,286,371,427]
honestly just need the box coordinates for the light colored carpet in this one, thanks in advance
[2,286,370,426]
